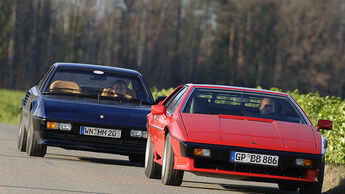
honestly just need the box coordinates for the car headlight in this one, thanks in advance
[296,158,312,167]
[130,130,147,138]
[59,123,72,131]
[194,148,211,157]
[130,130,142,137]
[47,122,72,131]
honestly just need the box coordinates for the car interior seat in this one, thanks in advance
[49,80,81,94]
[190,97,210,114]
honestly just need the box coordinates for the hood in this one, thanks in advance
[181,113,317,154]
[44,96,150,128]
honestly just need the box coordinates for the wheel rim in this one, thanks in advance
[27,126,33,153]
[17,125,23,147]
[162,140,168,178]
[145,136,150,169]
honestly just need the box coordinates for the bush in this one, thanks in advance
[288,90,345,165]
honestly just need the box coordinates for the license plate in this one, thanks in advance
[230,151,279,167]
[80,126,121,138]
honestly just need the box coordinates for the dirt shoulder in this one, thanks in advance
[323,164,345,193]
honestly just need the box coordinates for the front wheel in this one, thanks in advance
[299,159,325,194]
[144,134,161,179]
[161,134,184,186]
[17,118,27,152]
[26,121,47,157]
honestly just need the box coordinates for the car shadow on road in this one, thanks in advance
[78,156,144,167]
[44,153,144,168]
[181,180,297,194]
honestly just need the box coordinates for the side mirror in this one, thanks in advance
[155,96,167,105]
[151,105,166,115]
[317,119,333,131]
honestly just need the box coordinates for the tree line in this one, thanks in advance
[0,0,344,97]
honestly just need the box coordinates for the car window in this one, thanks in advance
[44,68,151,103]
[183,88,306,124]
[163,86,184,107]
[166,87,188,114]
[37,66,55,91]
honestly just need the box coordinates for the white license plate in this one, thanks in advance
[80,126,121,138]
[230,151,279,167]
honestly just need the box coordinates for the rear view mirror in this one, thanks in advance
[317,119,333,131]
[151,105,166,115]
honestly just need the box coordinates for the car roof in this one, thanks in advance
[53,62,141,76]
[186,83,289,96]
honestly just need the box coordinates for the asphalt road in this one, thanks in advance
[0,123,295,194]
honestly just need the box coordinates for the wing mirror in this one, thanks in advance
[151,105,166,115]
[317,119,333,131]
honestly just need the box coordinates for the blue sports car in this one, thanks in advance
[18,63,154,163]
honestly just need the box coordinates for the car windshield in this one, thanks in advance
[44,68,151,104]
[183,88,306,124]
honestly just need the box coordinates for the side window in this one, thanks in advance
[38,66,54,91]
[166,87,188,114]
[163,86,184,107]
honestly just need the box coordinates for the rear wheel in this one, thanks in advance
[144,134,161,179]
[299,159,325,194]
[26,121,47,157]
[161,134,184,186]
[17,118,27,152]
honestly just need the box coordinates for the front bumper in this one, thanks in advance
[172,137,323,183]
[32,117,147,155]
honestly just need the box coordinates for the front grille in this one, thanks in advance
[46,131,146,147]
[194,158,304,178]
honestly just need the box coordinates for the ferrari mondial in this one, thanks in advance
[145,84,332,194]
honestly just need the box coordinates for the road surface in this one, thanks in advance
[0,123,294,194]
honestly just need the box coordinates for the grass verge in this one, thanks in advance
[0,89,25,124]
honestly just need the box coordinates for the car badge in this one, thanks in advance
[100,115,104,119]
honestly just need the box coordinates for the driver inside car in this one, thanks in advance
[259,97,275,114]
[102,80,136,99]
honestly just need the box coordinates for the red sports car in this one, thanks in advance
[145,84,332,193]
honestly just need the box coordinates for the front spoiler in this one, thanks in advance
[174,156,317,183]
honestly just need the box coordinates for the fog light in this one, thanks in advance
[296,159,304,166]
[130,130,142,137]
[59,123,72,131]
[47,122,58,129]
[193,148,211,157]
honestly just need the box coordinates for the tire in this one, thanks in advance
[278,182,298,191]
[144,134,161,179]
[128,154,145,165]
[17,116,27,152]
[26,120,47,157]
[299,159,325,194]
[161,134,184,186]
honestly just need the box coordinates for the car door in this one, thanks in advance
[150,86,188,157]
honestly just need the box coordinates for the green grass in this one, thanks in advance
[0,89,25,124]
